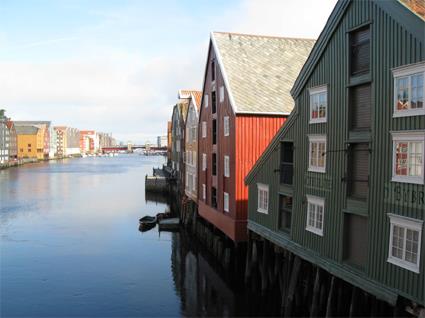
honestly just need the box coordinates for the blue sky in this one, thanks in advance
[0,0,337,143]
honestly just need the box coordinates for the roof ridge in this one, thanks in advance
[212,31,316,42]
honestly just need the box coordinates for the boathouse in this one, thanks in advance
[197,32,315,242]
[245,0,424,311]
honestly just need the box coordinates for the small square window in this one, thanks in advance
[202,122,207,138]
[393,62,425,117]
[387,214,423,273]
[224,155,230,177]
[306,195,324,236]
[224,192,229,212]
[391,131,424,185]
[309,86,327,124]
[257,183,269,214]
[308,135,326,173]
[224,116,230,137]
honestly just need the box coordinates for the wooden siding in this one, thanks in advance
[235,115,286,221]
[198,41,286,242]
[247,0,424,305]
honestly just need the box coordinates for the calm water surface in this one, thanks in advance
[0,155,272,317]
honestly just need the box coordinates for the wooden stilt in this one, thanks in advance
[310,267,322,317]
[284,255,302,317]
[325,276,336,317]
[349,286,360,317]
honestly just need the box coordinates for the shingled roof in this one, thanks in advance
[211,32,315,115]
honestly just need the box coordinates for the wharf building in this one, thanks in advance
[245,0,425,313]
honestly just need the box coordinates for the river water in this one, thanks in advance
[0,155,276,317]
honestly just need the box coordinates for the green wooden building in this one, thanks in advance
[245,0,424,307]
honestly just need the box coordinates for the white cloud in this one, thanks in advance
[1,0,337,143]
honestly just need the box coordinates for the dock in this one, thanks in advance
[158,218,179,231]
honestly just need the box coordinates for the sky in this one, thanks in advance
[0,0,337,144]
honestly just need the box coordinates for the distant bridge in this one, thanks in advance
[102,145,167,153]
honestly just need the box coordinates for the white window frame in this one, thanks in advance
[204,94,209,108]
[202,153,207,171]
[202,184,206,200]
[223,192,229,212]
[219,86,225,103]
[309,85,327,124]
[224,116,229,137]
[202,121,207,138]
[387,214,423,273]
[392,62,425,118]
[224,155,230,177]
[391,131,425,185]
[308,135,327,173]
[306,195,324,236]
[257,183,269,214]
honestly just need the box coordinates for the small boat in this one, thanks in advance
[139,215,157,225]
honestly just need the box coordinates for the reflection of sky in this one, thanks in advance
[0,155,181,317]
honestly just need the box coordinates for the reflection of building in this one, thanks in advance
[14,121,51,159]
[167,121,172,164]
[170,232,237,317]
[54,126,80,157]
[157,135,167,148]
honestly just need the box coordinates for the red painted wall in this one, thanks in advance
[235,115,286,220]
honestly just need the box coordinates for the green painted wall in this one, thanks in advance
[247,0,424,305]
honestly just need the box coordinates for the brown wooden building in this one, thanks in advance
[197,32,315,242]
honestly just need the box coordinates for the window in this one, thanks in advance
[350,84,371,131]
[309,86,327,123]
[306,195,324,236]
[350,26,370,75]
[280,142,294,185]
[192,175,196,192]
[308,135,326,173]
[212,91,217,114]
[202,153,207,171]
[28,144,31,147]
[224,116,229,136]
[388,214,422,273]
[176,162,179,172]
[393,62,425,117]
[257,184,269,214]
[212,187,217,208]
[212,153,217,176]
[176,140,180,152]
[224,192,229,212]
[219,86,224,103]
[224,155,230,177]
[212,120,217,145]
[211,60,215,82]
[202,122,207,138]
[391,131,424,184]
[202,184,206,200]
[204,94,209,108]
[279,195,292,232]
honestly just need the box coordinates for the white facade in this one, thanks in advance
[184,96,200,200]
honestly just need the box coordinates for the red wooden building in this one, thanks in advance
[197,32,315,242]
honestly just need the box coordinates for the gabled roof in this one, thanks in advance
[211,32,315,115]
[291,0,425,98]
[245,111,298,185]
[15,125,39,135]
[190,91,202,111]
